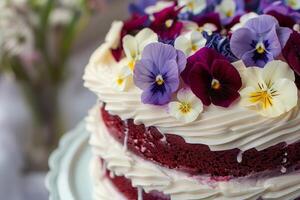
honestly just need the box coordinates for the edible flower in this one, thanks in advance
[150,5,183,43]
[133,42,186,105]
[178,0,207,15]
[282,31,300,89]
[181,47,242,107]
[168,88,203,123]
[123,28,158,71]
[215,0,244,25]
[230,15,292,68]
[112,59,132,91]
[174,30,206,56]
[239,60,298,117]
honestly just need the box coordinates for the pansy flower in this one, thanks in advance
[282,31,300,89]
[168,88,203,123]
[150,5,183,43]
[178,0,207,15]
[133,42,187,105]
[181,47,242,107]
[174,30,206,56]
[230,15,292,67]
[192,12,222,32]
[239,60,298,117]
[112,59,132,91]
[214,0,245,25]
[123,28,158,71]
[230,12,258,32]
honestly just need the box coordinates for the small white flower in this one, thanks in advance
[123,28,158,71]
[112,59,132,91]
[239,60,298,118]
[215,0,236,19]
[178,0,207,15]
[105,21,123,49]
[174,30,206,56]
[145,1,174,15]
[231,12,258,32]
[168,88,203,123]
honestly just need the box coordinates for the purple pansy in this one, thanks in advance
[230,15,292,67]
[133,43,187,105]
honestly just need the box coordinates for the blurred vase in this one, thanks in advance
[21,80,65,171]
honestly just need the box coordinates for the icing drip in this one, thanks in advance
[237,151,243,163]
[138,187,143,200]
[123,120,129,151]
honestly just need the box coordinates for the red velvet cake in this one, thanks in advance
[84,0,300,199]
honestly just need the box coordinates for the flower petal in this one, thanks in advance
[142,42,177,68]
[239,86,258,107]
[141,85,171,105]
[174,35,191,56]
[136,28,158,52]
[262,60,295,83]
[176,50,187,73]
[244,15,278,35]
[160,60,180,93]
[260,79,298,117]
[134,59,157,90]
[123,35,138,59]
[210,86,240,107]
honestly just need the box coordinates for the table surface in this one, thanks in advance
[46,122,93,200]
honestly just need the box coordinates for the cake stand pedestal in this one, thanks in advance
[46,122,92,200]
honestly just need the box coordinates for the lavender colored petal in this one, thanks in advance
[244,15,278,35]
[265,26,282,57]
[160,60,180,93]
[176,50,187,73]
[230,27,256,59]
[141,86,172,105]
[142,43,177,68]
[276,26,292,48]
[242,50,274,67]
[134,59,158,90]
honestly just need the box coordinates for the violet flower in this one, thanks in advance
[230,14,292,67]
[133,42,187,105]
[181,48,242,107]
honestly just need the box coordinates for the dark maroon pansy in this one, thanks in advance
[181,48,242,107]
[150,5,183,41]
[266,11,295,29]
[283,31,300,89]
[192,12,222,32]
[111,14,149,61]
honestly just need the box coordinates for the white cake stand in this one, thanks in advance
[46,122,93,200]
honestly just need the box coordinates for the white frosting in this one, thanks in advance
[90,157,126,200]
[83,46,300,151]
[87,105,300,200]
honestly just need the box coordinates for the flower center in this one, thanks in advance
[128,59,136,71]
[249,83,280,109]
[287,0,297,7]
[191,44,198,52]
[211,79,221,90]
[165,19,174,28]
[187,2,195,10]
[226,10,233,17]
[116,77,124,86]
[179,102,192,114]
[256,42,266,54]
[156,74,164,85]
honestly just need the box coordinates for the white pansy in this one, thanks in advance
[123,28,158,71]
[145,1,174,15]
[105,21,123,49]
[175,30,206,56]
[112,59,133,91]
[239,60,298,118]
[231,12,258,32]
[215,0,236,19]
[168,88,203,123]
[286,0,300,10]
[178,0,206,15]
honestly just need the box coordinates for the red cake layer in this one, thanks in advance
[101,106,300,177]
[105,169,169,200]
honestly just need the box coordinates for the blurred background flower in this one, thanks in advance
[0,0,131,199]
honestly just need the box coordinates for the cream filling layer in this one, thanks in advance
[83,46,300,151]
[87,105,300,200]
[90,157,126,200]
